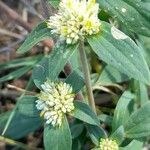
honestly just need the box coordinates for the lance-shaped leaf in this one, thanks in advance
[0,111,42,139]
[0,66,33,83]
[71,101,99,126]
[97,65,129,86]
[17,21,52,54]
[44,116,72,150]
[112,91,134,131]
[120,140,143,150]
[70,123,84,139]
[87,22,150,85]
[17,96,39,117]
[124,102,150,138]
[65,70,84,93]
[98,114,113,127]
[110,126,125,145]
[86,124,107,146]
[32,43,78,88]
[0,55,42,71]
[97,0,150,36]
[122,0,150,21]
[134,81,149,106]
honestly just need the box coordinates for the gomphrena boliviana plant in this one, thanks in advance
[1,0,150,149]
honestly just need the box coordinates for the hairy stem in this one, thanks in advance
[79,40,96,113]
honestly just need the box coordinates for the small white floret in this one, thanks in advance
[36,80,75,127]
[47,0,101,44]
[99,138,119,150]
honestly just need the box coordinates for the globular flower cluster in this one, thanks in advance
[36,80,75,127]
[47,0,101,44]
[99,138,119,150]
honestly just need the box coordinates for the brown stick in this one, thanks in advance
[0,1,31,31]
[7,84,36,95]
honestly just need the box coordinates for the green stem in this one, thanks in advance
[79,40,96,113]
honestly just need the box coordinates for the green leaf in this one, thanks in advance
[32,43,78,88]
[110,126,125,145]
[44,116,72,150]
[0,55,42,71]
[112,91,134,131]
[136,37,150,67]
[124,102,150,138]
[17,21,52,54]
[0,66,32,83]
[72,139,82,150]
[122,0,150,21]
[98,114,113,126]
[86,124,107,146]
[0,111,42,139]
[70,49,80,70]
[70,123,84,139]
[120,140,143,150]
[97,0,150,36]
[17,96,39,117]
[87,22,150,85]
[65,70,84,93]
[32,56,49,88]
[48,0,60,8]
[71,101,99,126]
[134,81,149,106]
[97,65,129,86]
[139,82,149,106]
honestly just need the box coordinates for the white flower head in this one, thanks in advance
[99,138,119,150]
[36,80,75,127]
[47,0,101,44]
